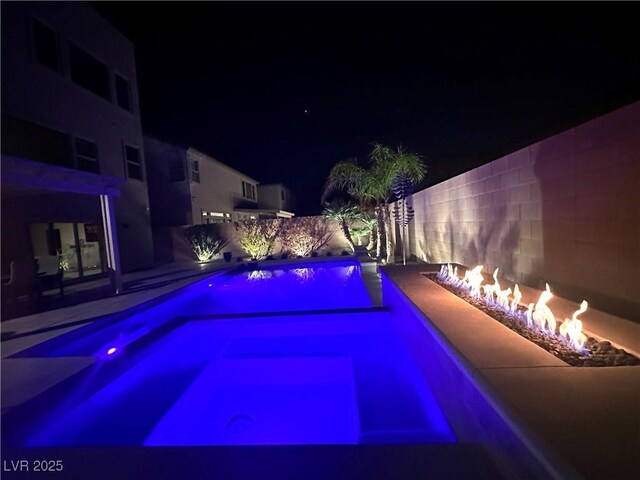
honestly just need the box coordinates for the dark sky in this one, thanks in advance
[92,1,639,215]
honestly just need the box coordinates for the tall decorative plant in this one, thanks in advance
[392,171,416,265]
[184,224,228,262]
[322,201,360,252]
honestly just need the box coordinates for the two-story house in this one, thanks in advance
[257,183,295,214]
[144,136,294,226]
[1,2,154,290]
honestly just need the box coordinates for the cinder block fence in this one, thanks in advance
[396,102,640,322]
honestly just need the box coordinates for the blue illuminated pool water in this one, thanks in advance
[30,261,372,358]
[19,261,456,446]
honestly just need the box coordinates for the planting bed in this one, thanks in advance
[426,274,640,367]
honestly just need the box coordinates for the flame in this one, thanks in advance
[463,265,484,298]
[510,284,522,314]
[481,268,513,311]
[497,287,512,310]
[526,303,534,327]
[531,283,556,334]
[560,300,588,350]
[437,263,589,353]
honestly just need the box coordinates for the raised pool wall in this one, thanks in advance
[390,101,640,322]
[381,271,578,479]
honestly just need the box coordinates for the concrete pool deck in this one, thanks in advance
[1,260,234,409]
[382,264,640,480]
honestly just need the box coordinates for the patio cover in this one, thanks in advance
[1,155,124,293]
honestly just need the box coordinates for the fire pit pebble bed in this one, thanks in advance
[426,273,640,367]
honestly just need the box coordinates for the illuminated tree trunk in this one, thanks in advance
[367,225,376,251]
[340,220,355,252]
[375,203,386,261]
[384,204,394,264]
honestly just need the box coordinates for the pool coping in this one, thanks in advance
[382,264,640,480]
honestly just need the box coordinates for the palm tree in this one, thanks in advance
[322,144,425,262]
[322,201,360,252]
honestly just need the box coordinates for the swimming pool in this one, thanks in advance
[8,260,456,447]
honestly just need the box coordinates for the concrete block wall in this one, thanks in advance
[403,102,640,322]
[158,216,353,263]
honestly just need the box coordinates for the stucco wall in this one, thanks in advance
[144,136,193,227]
[401,102,640,322]
[257,184,295,212]
[187,148,259,224]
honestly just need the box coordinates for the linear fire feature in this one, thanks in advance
[427,265,639,367]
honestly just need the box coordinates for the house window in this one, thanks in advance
[205,211,226,224]
[1,113,72,168]
[190,159,200,183]
[115,74,131,111]
[74,138,99,173]
[169,158,185,182]
[69,44,110,100]
[32,19,59,71]
[124,145,143,180]
[242,181,256,200]
[281,190,285,201]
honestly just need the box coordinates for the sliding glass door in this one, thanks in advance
[30,222,105,280]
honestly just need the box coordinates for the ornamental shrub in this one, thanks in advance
[184,224,228,261]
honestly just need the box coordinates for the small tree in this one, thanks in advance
[234,219,281,260]
[360,214,377,250]
[348,226,369,246]
[322,201,359,252]
[280,217,334,256]
[184,224,228,261]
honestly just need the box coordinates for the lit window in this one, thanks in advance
[115,74,131,111]
[190,159,200,183]
[32,19,59,72]
[124,145,143,180]
[75,138,99,173]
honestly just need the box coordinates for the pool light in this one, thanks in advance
[107,347,117,355]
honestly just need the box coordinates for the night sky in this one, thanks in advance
[92,1,639,215]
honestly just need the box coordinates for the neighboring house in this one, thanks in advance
[1,2,153,289]
[258,183,295,215]
[144,136,294,225]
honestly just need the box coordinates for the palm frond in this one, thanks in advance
[321,159,366,202]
